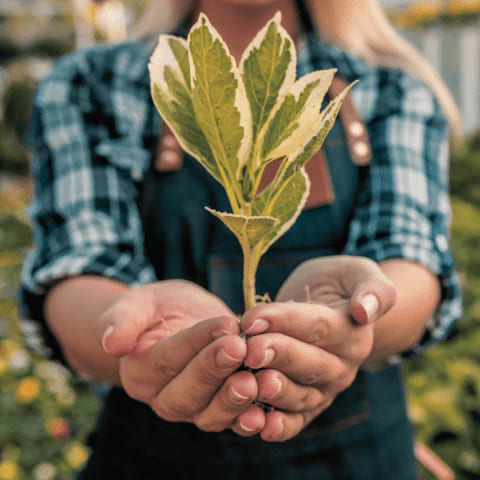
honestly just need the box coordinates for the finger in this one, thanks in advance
[192,370,258,432]
[152,334,247,421]
[120,316,240,401]
[241,302,355,349]
[244,333,346,387]
[255,369,325,413]
[232,405,267,437]
[100,288,159,356]
[261,407,325,442]
[101,281,234,356]
[341,257,396,325]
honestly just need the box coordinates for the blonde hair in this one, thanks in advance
[132,0,461,135]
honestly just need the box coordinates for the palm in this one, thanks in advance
[134,282,235,354]
[275,256,370,315]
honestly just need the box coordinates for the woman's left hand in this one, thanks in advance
[236,255,396,442]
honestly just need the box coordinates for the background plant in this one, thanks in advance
[0,182,102,480]
[401,132,480,479]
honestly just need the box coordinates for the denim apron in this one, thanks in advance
[78,106,419,478]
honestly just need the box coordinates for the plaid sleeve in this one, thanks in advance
[19,49,156,360]
[343,71,462,360]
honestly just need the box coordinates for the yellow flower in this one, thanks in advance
[0,340,20,358]
[65,442,89,469]
[15,377,41,404]
[0,461,20,480]
[0,357,7,375]
[407,1,441,24]
[446,0,480,15]
[0,252,21,268]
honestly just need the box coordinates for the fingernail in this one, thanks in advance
[360,294,379,323]
[239,420,256,432]
[244,319,270,335]
[258,348,275,368]
[211,329,232,340]
[101,325,115,354]
[230,386,249,403]
[264,378,282,400]
[216,348,243,369]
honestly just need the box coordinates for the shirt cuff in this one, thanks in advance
[19,247,157,363]
[343,233,462,364]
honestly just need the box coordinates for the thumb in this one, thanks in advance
[350,275,396,325]
[100,290,157,357]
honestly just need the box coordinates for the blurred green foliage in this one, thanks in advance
[403,132,480,480]
[0,182,102,479]
[0,1,75,175]
[0,78,37,174]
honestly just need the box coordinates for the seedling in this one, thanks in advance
[149,12,353,311]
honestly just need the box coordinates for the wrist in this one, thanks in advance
[45,275,128,384]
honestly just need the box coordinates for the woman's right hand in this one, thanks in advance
[100,280,265,434]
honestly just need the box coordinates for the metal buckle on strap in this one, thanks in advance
[330,76,372,167]
[155,123,183,172]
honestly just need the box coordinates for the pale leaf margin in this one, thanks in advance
[188,13,252,181]
[272,80,358,192]
[205,207,280,251]
[262,68,337,162]
[239,11,296,165]
[149,35,224,185]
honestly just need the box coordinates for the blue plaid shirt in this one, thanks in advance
[20,26,462,361]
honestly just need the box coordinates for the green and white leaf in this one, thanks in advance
[205,207,279,251]
[149,36,223,184]
[188,13,252,183]
[253,168,310,255]
[261,69,336,162]
[240,12,296,160]
[273,81,357,189]
[149,13,353,310]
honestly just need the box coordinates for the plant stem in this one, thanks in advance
[243,247,259,310]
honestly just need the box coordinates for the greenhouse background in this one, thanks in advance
[1,1,480,479]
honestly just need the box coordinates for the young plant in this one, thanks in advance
[149,12,354,311]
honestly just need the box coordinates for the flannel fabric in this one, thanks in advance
[20,25,462,360]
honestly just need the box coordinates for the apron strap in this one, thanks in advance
[330,76,372,166]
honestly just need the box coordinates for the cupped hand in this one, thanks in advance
[99,280,265,434]
[238,255,397,442]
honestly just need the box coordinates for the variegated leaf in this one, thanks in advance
[188,13,252,181]
[253,168,310,255]
[149,36,223,184]
[273,81,356,189]
[261,69,336,162]
[240,12,296,154]
[205,207,279,250]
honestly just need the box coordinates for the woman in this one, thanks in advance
[20,0,462,478]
